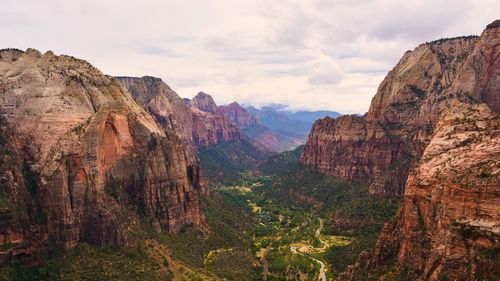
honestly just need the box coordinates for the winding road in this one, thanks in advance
[290,218,327,281]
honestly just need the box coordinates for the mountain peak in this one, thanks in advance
[194,91,211,99]
[486,19,500,29]
[219,102,258,128]
[191,92,219,114]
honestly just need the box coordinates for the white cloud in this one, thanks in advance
[1,0,498,114]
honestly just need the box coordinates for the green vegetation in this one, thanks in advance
[257,146,400,276]
[0,243,167,281]
[198,140,271,184]
[157,191,256,269]
[195,159,390,280]
[212,175,325,280]
[147,135,159,151]
[104,176,120,200]
[206,250,259,280]
[0,140,401,280]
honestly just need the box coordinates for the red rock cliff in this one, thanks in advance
[117,78,242,149]
[187,92,243,147]
[302,22,499,196]
[341,101,500,281]
[219,102,259,128]
[0,49,205,256]
[115,76,197,162]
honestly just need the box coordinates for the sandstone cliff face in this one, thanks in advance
[302,22,499,196]
[341,101,500,280]
[0,118,43,262]
[117,78,242,149]
[187,92,242,147]
[219,102,258,128]
[115,76,197,162]
[0,49,204,254]
[116,76,195,144]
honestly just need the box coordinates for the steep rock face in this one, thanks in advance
[115,76,194,144]
[342,101,500,280]
[0,49,204,253]
[448,21,500,112]
[187,92,242,147]
[302,22,499,195]
[302,116,393,180]
[115,76,197,162]
[0,118,43,262]
[117,78,243,149]
[219,102,258,128]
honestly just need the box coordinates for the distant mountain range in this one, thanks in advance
[219,103,341,152]
[245,105,341,136]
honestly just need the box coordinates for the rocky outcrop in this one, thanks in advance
[302,21,499,196]
[0,49,204,254]
[115,76,197,162]
[219,102,258,128]
[341,101,500,280]
[117,78,242,149]
[186,92,242,147]
[447,20,500,112]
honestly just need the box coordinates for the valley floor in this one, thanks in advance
[0,147,400,281]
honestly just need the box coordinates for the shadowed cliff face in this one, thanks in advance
[341,101,500,281]
[187,92,243,147]
[117,78,242,149]
[302,22,499,196]
[115,76,197,163]
[0,49,205,256]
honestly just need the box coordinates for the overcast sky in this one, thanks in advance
[2,0,498,113]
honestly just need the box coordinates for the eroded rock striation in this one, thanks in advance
[115,77,195,144]
[302,21,499,196]
[0,49,205,257]
[341,101,500,280]
[117,77,242,149]
[219,102,259,128]
[186,92,242,147]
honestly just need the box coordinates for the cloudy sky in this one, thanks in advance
[2,0,498,113]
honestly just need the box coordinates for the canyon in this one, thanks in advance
[302,20,499,196]
[0,20,498,281]
[294,20,500,281]
[341,100,500,281]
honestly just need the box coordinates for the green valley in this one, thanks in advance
[0,145,400,281]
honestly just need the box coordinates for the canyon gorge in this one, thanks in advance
[0,19,498,281]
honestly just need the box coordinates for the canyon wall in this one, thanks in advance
[219,102,259,128]
[339,20,500,281]
[187,92,243,147]
[0,49,205,259]
[341,101,500,280]
[302,20,499,196]
[117,77,242,149]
